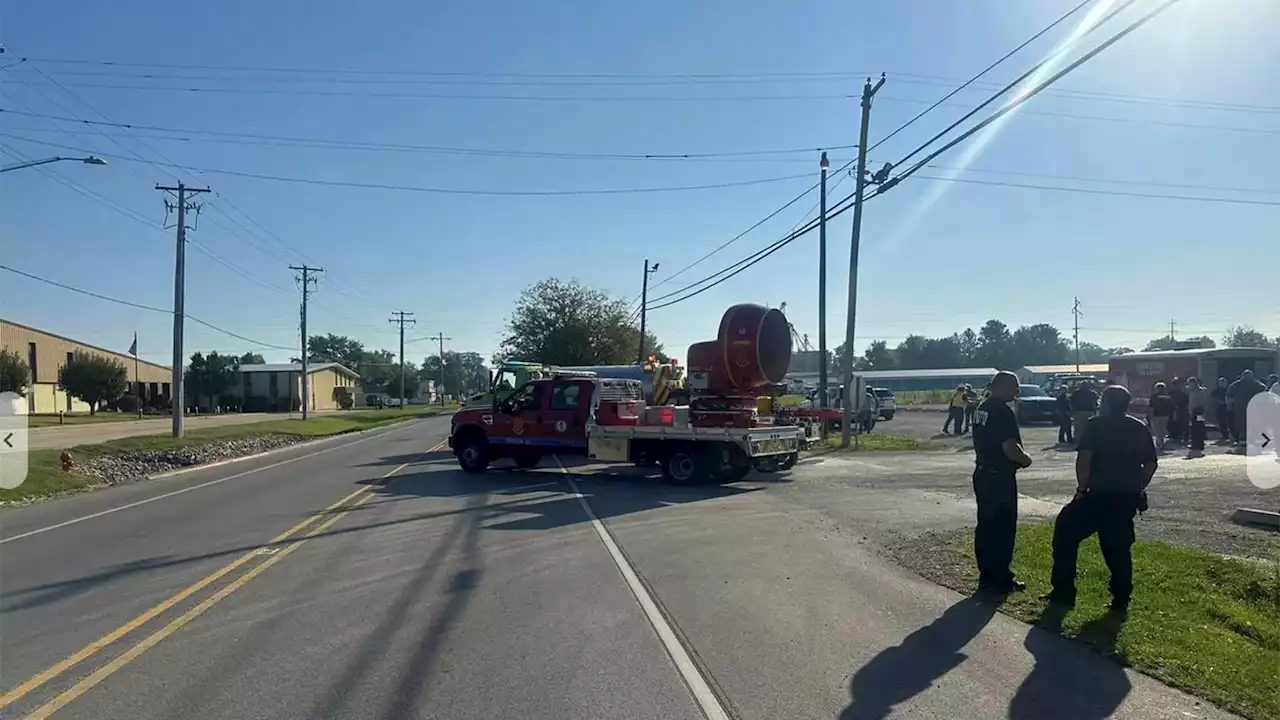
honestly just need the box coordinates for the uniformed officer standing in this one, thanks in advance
[971,371,1033,593]
[1046,385,1157,611]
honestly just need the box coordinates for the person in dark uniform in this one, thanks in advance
[1045,385,1157,611]
[1055,385,1073,444]
[970,371,1033,594]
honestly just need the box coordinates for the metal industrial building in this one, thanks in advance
[0,319,172,414]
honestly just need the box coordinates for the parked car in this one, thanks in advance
[1015,384,1058,424]
[872,387,896,420]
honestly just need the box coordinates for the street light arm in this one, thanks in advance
[0,156,106,174]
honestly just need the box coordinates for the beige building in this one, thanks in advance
[230,363,360,412]
[0,319,172,414]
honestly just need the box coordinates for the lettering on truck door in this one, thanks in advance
[541,379,589,450]
[493,381,546,447]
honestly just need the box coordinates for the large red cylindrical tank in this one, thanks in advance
[686,304,792,393]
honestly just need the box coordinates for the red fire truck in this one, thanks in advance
[448,303,805,483]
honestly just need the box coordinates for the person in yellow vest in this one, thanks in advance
[943,385,968,434]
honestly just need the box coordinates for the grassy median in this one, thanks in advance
[810,434,928,452]
[939,523,1280,720]
[6,405,456,504]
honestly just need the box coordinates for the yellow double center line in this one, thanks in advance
[3,440,446,718]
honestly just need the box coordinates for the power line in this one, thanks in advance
[908,173,1280,207]
[888,0,1143,174]
[0,263,295,350]
[0,134,814,194]
[883,0,1199,193]
[0,108,859,160]
[4,66,379,311]
[868,0,1093,153]
[17,56,1279,115]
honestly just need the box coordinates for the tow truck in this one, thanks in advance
[448,303,805,483]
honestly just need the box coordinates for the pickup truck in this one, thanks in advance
[448,376,803,484]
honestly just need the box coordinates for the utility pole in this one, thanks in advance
[432,331,453,405]
[841,74,885,449]
[389,311,416,407]
[156,182,210,438]
[638,259,660,364]
[1169,318,1177,342]
[818,151,830,410]
[290,265,323,419]
[1072,296,1083,372]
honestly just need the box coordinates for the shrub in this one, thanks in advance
[334,387,354,410]
[115,394,141,413]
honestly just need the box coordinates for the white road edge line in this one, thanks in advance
[2,421,434,545]
[554,456,730,720]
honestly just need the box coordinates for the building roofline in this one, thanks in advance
[1,318,171,374]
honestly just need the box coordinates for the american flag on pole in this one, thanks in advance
[128,333,138,357]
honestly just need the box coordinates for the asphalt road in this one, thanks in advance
[0,416,1234,719]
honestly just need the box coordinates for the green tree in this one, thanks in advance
[360,349,399,387]
[184,352,239,411]
[1144,334,1215,351]
[499,278,663,366]
[0,349,30,396]
[861,340,895,370]
[59,351,128,415]
[387,362,419,399]
[958,328,979,366]
[894,335,929,369]
[238,352,266,364]
[422,350,489,397]
[1010,323,1070,366]
[1222,325,1275,349]
[918,336,963,368]
[974,319,1013,368]
[306,334,366,371]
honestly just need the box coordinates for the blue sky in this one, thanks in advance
[2,0,1277,370]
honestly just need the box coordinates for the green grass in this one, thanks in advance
[952,524,1280,720]
[27,413,148,428]
[895,389,953,406]
[2,404,456,504]
[811,434,927,452]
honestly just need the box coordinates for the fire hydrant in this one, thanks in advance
[60,451,74,472]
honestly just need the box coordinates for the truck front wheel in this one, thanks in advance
[456,432,490,474]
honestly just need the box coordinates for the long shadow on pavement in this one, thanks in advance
[1,463,749,612]
[1008,605,1131,719]
[839,594,1001,719]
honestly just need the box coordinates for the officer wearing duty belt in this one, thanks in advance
[970,371,1033,594]
[1045,384,1157,611]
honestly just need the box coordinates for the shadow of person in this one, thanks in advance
[1009,605,1132,719]
[839,594,1001,719]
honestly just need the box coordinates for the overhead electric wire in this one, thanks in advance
[868,0,1094,153]
[18,56,1278,115]
[0,264,296,351]
[643,0,1198,312]
[890,0,1143,173]
[909,173,1280,207]
[643,0,1101,311]
[7,65,384,312]
[0,134,814,195]
[886,0,1189,190]
[0,108,859,160]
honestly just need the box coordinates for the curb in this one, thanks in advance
[1231,507,1280,531]
[144,412,454,482]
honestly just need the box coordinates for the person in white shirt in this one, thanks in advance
[1268,373,1280,395]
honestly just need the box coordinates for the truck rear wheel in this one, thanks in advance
[661,448,698,484]
[456,432,489,474]
[778,452,798,470]
[514,452,541,469]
